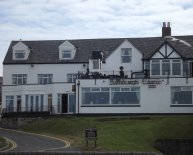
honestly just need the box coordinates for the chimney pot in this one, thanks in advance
[167,22,170,27]
[163,22,166,27]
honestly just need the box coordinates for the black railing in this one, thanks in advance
[77,70,130,79]
[77,69,191,80]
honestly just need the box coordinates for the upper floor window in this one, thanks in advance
[12,74,27,85]
[12,42,30,60]
[93,60,100,70]
[38,74,53,84]
[151,60,160,75]
[150,59,182,76]
[67,74,77,83]
[62,51,71,59]
[15,50,25,59]
[121,48,132,63]
[59,41,76,60]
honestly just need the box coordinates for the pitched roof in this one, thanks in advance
[3,35,193,64]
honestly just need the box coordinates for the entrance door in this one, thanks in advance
[17,96,21,112]
[62,94,68,113]
[190,62,193,77]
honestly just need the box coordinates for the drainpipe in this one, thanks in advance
[77,80,80,115]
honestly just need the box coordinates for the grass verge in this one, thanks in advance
[19,115,193,152]
[0,137,8,150]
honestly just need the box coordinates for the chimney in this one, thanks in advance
[162,22,171,37]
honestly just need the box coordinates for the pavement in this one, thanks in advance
[0,128,70,152]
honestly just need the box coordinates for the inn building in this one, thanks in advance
[1,22,193,116]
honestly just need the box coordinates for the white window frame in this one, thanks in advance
[171,86,193,106]
[38,74,53,84]
[12,74,27,85]
[150,59,182,77]
[93,59,100,70]
[5,96,14,112]
[67,74,77,83]
[61,50,72,59]
[82,87,140,106]
[121,48,132,63]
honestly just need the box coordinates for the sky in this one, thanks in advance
[1,0,193,76]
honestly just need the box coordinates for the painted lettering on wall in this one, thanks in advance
[142,79,163,85]
[110,79,139,85]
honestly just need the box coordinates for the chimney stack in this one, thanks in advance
[162,22,171,37]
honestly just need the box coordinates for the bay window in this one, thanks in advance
[151,60,160,75]
[150,59,182,76]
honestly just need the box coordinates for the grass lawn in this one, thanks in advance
[20,115,193,152]
[0,137,7,149]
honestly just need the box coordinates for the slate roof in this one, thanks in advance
[3,35,193,64]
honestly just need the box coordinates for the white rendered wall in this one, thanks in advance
[3,64,87,85]
[2,64,84,113]
[76,78,193,114]
[101,39,143,77]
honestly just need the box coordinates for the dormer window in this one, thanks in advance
[59,41,76,60]
[15,50,25,59]
[12,41,30,60]
[62,51,71,59]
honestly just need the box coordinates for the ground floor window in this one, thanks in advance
[82,87,140,106]
[5,96,14,112]
[25,94,44,112]
[171,87,193,105]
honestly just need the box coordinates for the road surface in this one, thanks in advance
[0,128,69,151]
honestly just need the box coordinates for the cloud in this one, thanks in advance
[0,0,193,75]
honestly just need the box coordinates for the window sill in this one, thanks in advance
[81,104,141,107]
[170,104,193,107]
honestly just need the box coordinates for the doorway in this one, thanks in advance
[190,62,193,77]
[62,94,68,113]
[17,95,21,112]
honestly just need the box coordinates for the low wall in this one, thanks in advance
[154,139,193,155]
[0,151,162,155]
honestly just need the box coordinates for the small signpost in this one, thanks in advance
[85,128,97,147]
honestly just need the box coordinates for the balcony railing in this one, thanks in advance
[77,70,132,79]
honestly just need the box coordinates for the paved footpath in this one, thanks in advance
[0,128,70,152]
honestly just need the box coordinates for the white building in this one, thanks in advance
[2,22,193,116]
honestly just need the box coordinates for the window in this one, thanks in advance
[82,87,140,105]
[82,87,110,105]
[172,60,181,75]
[171,87,193,105]
[25,94,44,112]
[162,60,170,75]
[62,51,71,59]
[67,74,77,83]
[15,50,25,59]
[121,48,132,63]
[57,94,61,113]
[144,61,150,71]
[183,61,189,76]
[6,96,14,112]
[111,87,140,104]
[93,60,100,69]
[151,59,182,76]
[12,74,27,85]
[151,60,160,75]
[38,74,53,84]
